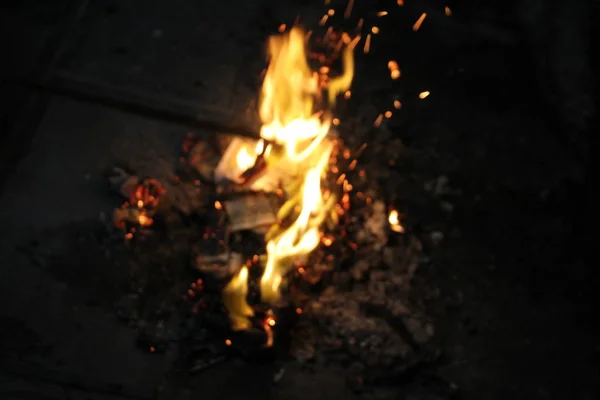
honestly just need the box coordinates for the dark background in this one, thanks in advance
[1,0,598,399]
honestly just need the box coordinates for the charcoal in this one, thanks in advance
[187,140,221,182]
[114,293,140,322]
[137,321,168,353]
[362,200,389,250]
[430,231,444,246]
[291,339,316,362]
[164,181,206,215]
[193,253,243,281]
[382,237,423,274]
[273,366,285,383]
[351,259,371,281]
[346,361,366,392]
[107,166,139,198]
[386,299,411,317]
[189,355,226,374]
[113,207,144,226]
[403,316,435,345]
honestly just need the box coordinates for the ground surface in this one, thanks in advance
[1,0,598,399]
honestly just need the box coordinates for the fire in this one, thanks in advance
[222,26,356,332]
[222,266,254,331]
[388,210,404,233]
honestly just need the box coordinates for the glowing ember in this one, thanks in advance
[388,60,400,79]
[388,210,404,233]
[113,178,165,237]
[222,26,357,334]
[413,13,427,32]
[419,91,430,99]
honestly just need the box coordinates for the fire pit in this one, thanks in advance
[100,5,438,396]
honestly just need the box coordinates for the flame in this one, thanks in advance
[260,148,332,302]
[258,26,354,304]
[222,266,254,331]
[388,210,404,233]
[223,26,356,329]
[235,146,255,172]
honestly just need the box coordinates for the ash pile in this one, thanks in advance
[105,128,437,389]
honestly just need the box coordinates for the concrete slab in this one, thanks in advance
[46,0,332,131]
[0,95,364,400]
[0,97,191,398]
[51,0,274,129]
[0,0,93,78]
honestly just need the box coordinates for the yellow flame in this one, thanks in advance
[388,210,404,233]
[235,145,256,172]
[259,27,356,162]
[260,148,332,302]
[222,266,254,331]
[258,26,354,304]
[223,26,356,329]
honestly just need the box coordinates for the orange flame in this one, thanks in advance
[259,27,355,303]
[223,26,356,329]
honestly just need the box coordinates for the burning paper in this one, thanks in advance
[214,137,264,184]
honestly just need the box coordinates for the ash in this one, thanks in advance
[75,122,436,391]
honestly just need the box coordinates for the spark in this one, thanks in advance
[344,0,354,19]
[364,33,371,53]
[419,91,430,99]
[388,60,400,79]
[413,13,427,31]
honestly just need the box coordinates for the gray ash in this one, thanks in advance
[76,126,437,391]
